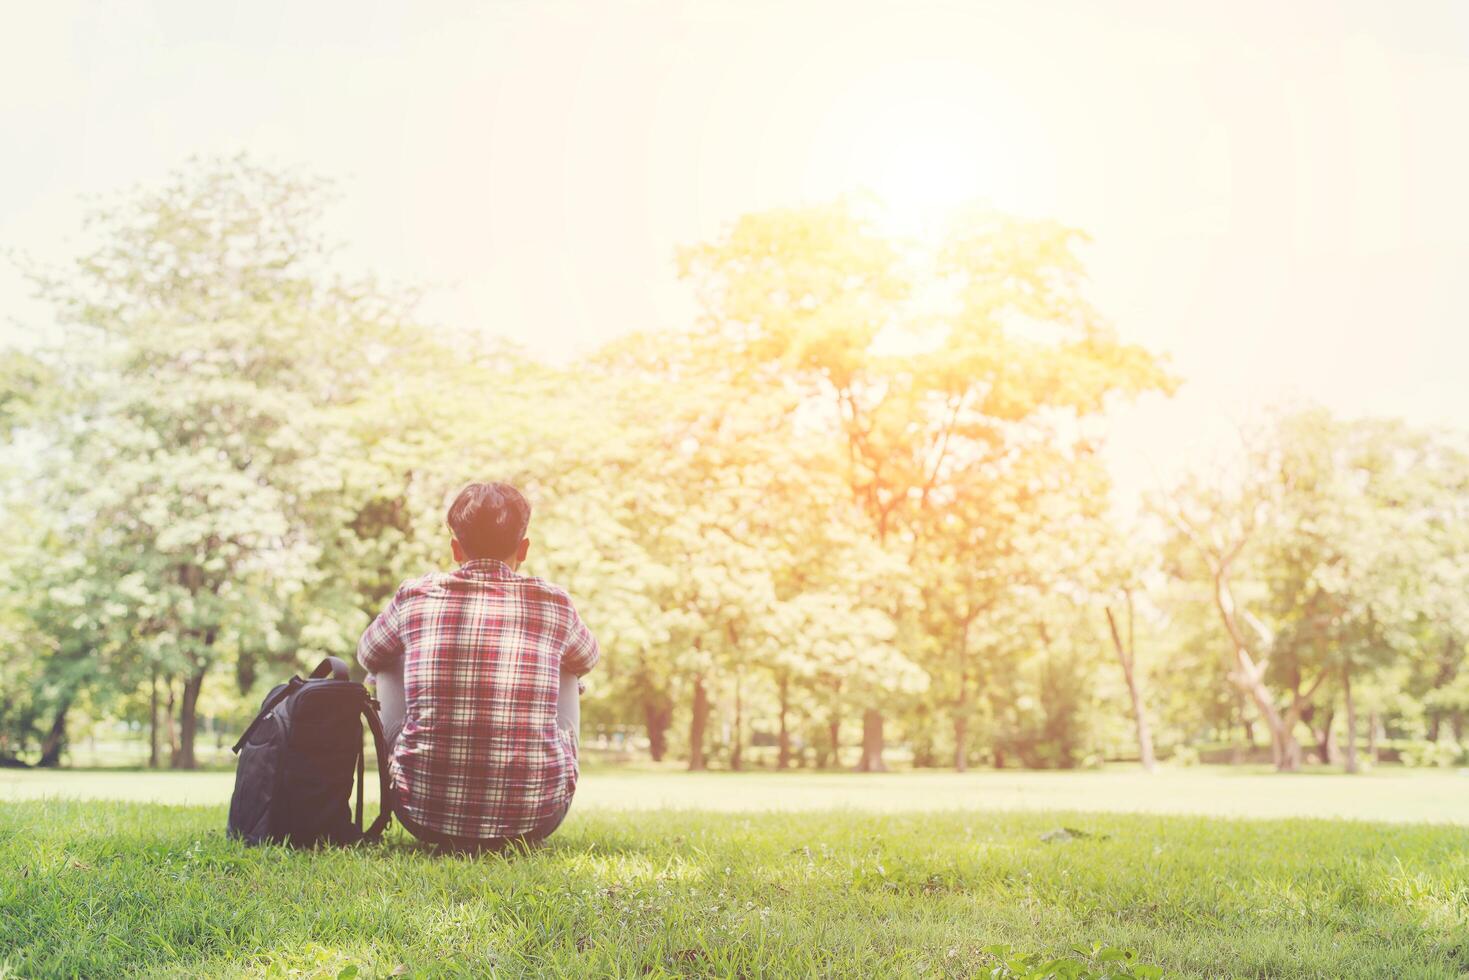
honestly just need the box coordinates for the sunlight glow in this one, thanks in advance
[802,60,1035,236]
[858,105,992,228]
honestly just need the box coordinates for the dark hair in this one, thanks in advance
[447,482,531,559]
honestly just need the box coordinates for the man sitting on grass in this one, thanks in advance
[357,481,599,852]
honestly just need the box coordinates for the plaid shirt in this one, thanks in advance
[357,558,599,840]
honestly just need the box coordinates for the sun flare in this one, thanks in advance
[803,60,1032,234]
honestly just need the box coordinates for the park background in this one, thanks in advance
[3,2,1469,978]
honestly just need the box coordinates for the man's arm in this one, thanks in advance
[357,588,406,674]
[561,604,600,678]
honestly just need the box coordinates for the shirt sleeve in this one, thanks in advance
[561,603,601,677]
[357,587,407,674]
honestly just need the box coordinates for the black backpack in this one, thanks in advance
[227,657,393,847]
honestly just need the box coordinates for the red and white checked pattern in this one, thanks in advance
[357,558,599,840]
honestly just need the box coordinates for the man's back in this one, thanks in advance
[358,556,599,840]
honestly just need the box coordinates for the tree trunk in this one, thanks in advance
[148,669,160,769]
[856,708,886,772]
[1343,661,1359,774]
[776,674,791,770]
[1106,601,1157,773]
[37,700,71,768]
[952,619,976,773]
[173,667,206,770]
[1229,694,1248,763]
[953,713,969,773]
[642,690,671,763]
[826,714,841,770]
[165,676,181,761]
[1279,696,1309,772]
[688,675,709,771]
[730,673,743,772]
[1428,637,1458,742]
[1211,573,1301,771]
[1322,724,1340,765]
[1279,673,1329,771]
[866,711,887,767]
[1369,710,1381,763]
[909,705,935,768]
[1314,707,1338,765]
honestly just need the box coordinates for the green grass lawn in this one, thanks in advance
[2,768,1468,978]
[7,762,1469,824]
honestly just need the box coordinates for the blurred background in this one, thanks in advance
[3,1,1467,776]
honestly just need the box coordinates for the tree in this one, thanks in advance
[680,201,1172,769]
[1082,514,1165,773]
[1259,413,1469,771]
[1105,596,1156,772]
[18,157,435,766]
[1160,453,1306,771]
[1161,408,1469,772]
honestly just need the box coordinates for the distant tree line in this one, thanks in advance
[2,159,1464,773]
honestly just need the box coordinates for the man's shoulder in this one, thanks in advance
[392,569,455,599]
[516,577,589,640]
[511,572,575,606]
[394,566,580,613]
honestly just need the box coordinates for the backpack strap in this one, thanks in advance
[230,677,303,754]
[310,657,351,681]
[355,739,366,833]
[358,696,394,840]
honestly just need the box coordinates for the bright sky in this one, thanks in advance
[3,0,1468,498]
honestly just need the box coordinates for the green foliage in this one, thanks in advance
[1398,740,1466,768]
[3,158,461,766]
[679,199,1172,768]
[5,158,1468,776]
[0,348,51,438]
[1157,407,1469,771]
[981,944,1161,980]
